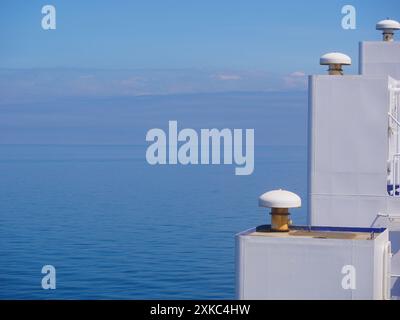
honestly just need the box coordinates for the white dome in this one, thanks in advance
[320,52,352,66]
[376,19,400,31]
[258,189,301,209]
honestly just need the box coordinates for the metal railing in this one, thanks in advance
[388,79,400,196]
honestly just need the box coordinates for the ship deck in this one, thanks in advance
[249,225,385,240]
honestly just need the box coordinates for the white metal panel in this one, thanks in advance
[309,76,389,227]
[311,195,388,228]
[236,229,389,300]
[360,42,400,78]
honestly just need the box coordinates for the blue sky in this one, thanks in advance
[0,0,399,100]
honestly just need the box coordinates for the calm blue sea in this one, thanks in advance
[0,92,307,299]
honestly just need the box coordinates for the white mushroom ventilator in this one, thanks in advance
[376,19,400,42]
[320,52,352,75]
[258,189,301,232]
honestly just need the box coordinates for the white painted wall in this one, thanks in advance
[236,229,389,300]
[360,42,400,78]
[308,75,389,227]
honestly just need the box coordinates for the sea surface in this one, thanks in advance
[0,92,307,299]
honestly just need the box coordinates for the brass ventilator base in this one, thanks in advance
[383,31,394,42]
[328,64,344,75]
[270,208,291,232]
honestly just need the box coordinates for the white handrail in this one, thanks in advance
[388,81,400,196]
[377,212,400,222]
[388,112,400,127]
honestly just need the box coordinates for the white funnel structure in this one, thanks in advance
[310,20,400,299]
[237,17,400,301]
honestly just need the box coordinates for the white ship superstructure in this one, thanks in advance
[236,19,400,300]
